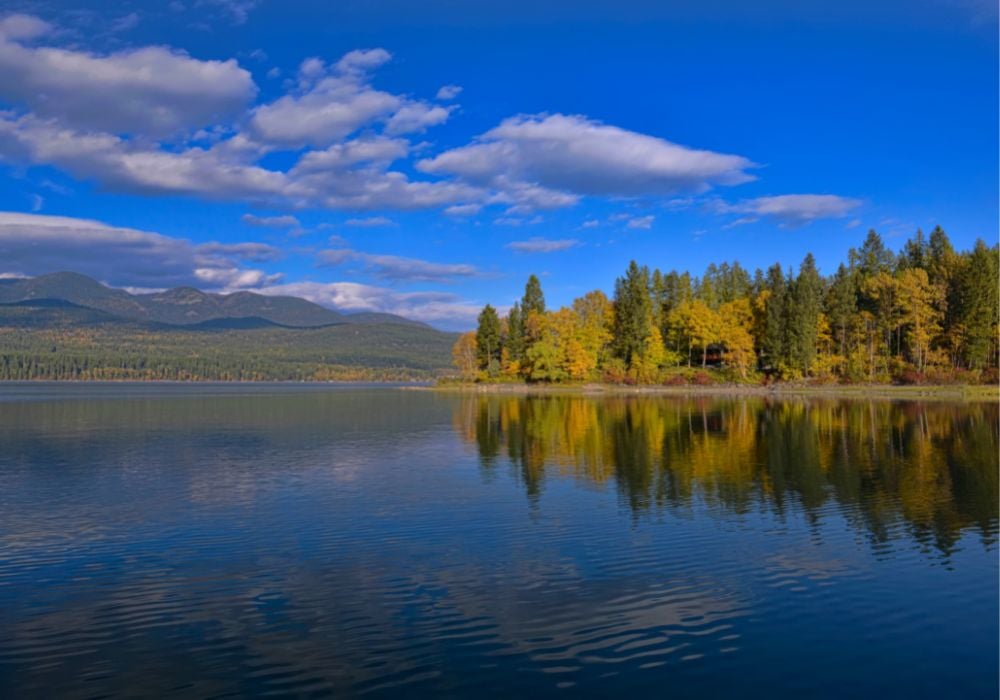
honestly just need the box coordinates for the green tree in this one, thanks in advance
[612,261,653,367]
[505,302,525,364]
[787,253,823,375]
[825,263,856,364]
[522,275,546,316]
[476,304,502,373]
[959,240,999,369]
[762,263,788,371]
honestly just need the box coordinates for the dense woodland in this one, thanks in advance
[0,305,455,381]
[455,227,999,384]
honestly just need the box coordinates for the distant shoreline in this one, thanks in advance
[419,382,1000,401]
[0,379,995,402]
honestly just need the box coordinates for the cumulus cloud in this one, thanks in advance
[241,213,300,228]
[418,113,756,210]
[714,194,862,227]
[506,237,579,253]
[0,114,477,210]
[444,203,482,217]
[436,84,462,100]
[318,248,479,281]
[0,211,279,289]
[0,17,256,137]
[0,23,854,235]
[259,281,482,327]
[249,49,450,147]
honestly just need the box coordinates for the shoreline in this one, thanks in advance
[418,382,1000,401]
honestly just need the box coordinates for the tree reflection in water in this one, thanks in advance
[456,395,998,557]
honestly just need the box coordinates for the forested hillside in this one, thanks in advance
[0,278,456,381]
[458,227,999,385]
[0,272,426,328]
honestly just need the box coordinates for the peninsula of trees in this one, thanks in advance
[454,227,999,385]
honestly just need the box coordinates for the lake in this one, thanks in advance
[0,383,996,698]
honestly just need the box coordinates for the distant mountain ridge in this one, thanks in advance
[0,272,429,329]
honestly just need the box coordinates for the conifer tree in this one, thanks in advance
[506,302,525,363]
[612,261,653,366]
[522,275,546,316]
[959,240,999,369]
[475,304,502,372]
[762,263,788,371]
[787,254,823,375]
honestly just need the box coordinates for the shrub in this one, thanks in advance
[691,371,714,386]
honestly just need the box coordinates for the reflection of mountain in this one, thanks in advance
[456,396,999,556]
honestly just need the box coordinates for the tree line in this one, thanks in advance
[454,227,999,384]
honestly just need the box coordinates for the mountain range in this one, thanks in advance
[0,272,457,381]
[0,272,427,329]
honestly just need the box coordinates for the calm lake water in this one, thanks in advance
[0,384,996,698]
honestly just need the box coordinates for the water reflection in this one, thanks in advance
[0,386,995,698]
[456,396,998,556]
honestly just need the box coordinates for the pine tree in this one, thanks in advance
[901,229,927,270]
[959,240,999,369]
[506,302,524,363]
[762,263,787,372]
[787,253,823,375]
[825,263,856,366]
[522,275,546,316]
[475,304,502,373]
[612,261,653,367]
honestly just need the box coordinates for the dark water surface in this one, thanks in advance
[0,383,996,698]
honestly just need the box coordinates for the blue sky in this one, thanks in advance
[0,0,995,329]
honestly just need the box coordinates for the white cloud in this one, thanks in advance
[493,215,544,226]
[259,281,481,327]
[196,241,282,261]
[0,211,278,289]
[241,213,300,228]
[292,135,409,172]
[0,114,477,210]
[506,237,579,253]
[714,194,862,227]
[0,16,256,137]
[335,48,392,74]
[436,84,462,100]
[345,216,395,227]
[110,12,140,32]
[444,203,481,217]
[318,248,479,281]
[0,14,51,40]
[418,113,756,210]
[384,102,453,135]
[249,49,450,147]
[626,215,654,229]
[0,211,479,327]
[581,219,599,228]
[0,113,288,199]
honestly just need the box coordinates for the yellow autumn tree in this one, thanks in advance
[718,298,755,379]
[452,332,478,379]
[895,268,944,373]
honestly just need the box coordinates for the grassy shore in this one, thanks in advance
[423,381,999,402]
